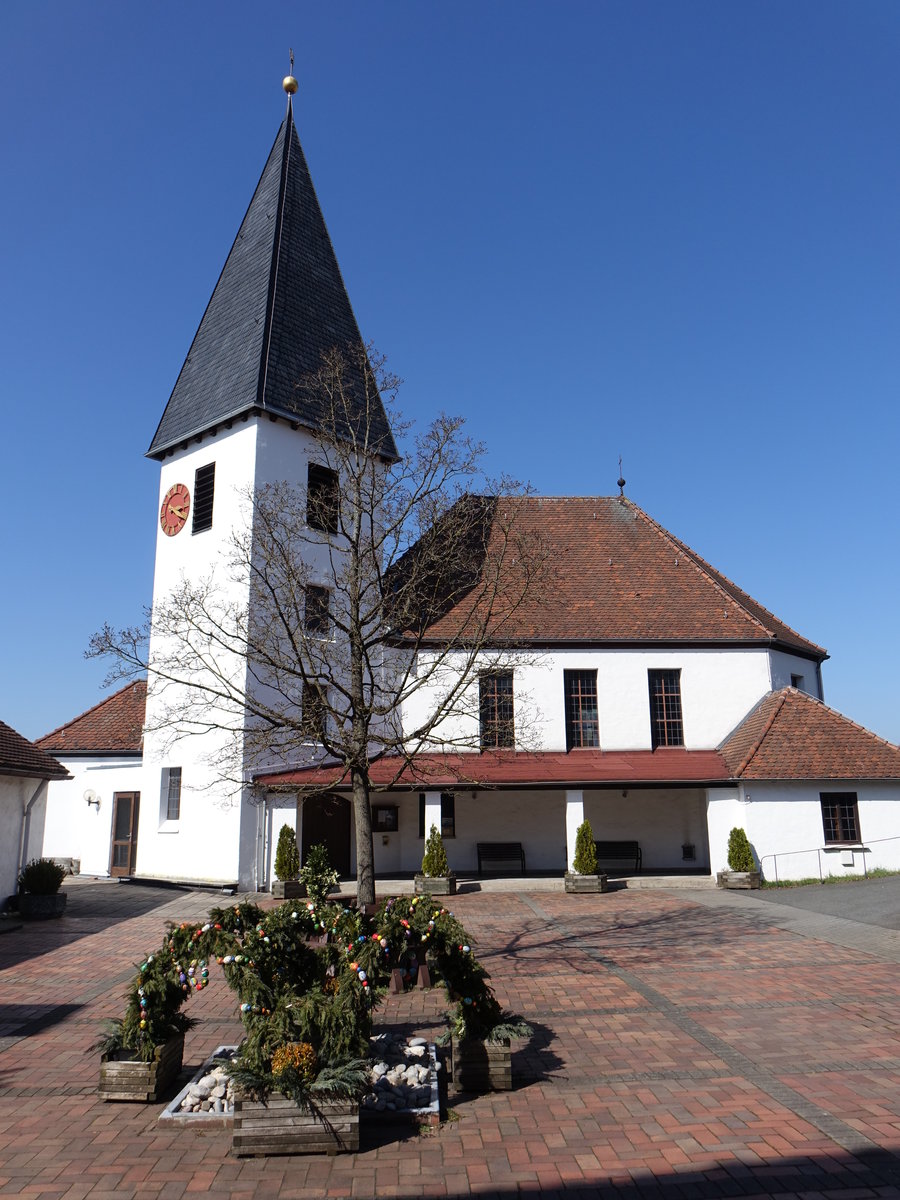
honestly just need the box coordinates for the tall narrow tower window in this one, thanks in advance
[192,463,216,533]
[307,464,340,534]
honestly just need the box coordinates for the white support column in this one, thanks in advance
[423,792,443,844]
[565,790,584,871]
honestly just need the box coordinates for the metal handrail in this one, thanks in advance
[759,833,900,886]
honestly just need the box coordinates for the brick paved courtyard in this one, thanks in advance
[2,880,900,1199]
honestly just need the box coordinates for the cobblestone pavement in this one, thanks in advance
[2,879,900,1199]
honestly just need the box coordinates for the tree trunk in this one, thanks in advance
[351,766,375,906]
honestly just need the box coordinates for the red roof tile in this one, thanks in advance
[417,497,825,657]
[0,722,69,780]
[719,688,900,780]
[36,681,146,756]
[257,748,731,791]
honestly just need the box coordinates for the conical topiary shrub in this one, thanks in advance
[421,824,450,877]
[274,824,300,881]
[572,819,598,875]
[727,827,754,872]
[415,823,456,894]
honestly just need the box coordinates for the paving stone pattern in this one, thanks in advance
[1,879,900,1198]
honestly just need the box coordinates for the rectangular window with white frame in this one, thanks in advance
[160,766,182,827]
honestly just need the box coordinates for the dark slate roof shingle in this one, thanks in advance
[0,722,69,780]
[36,681,146,756]
[148,105,396,460]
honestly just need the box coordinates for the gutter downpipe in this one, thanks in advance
[19,780,49,877]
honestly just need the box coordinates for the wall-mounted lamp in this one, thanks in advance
[84,789,101,811]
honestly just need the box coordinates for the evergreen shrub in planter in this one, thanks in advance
[564,819,608,893]
[415,824,456,895]
[717,827,761,889]
[272,823,304,899]
[18,858,68,919]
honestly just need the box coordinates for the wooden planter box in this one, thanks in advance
[233,1094,359,1156]
[19,892,67,919]
[452,1037,511,1092]
[271,880,305,900]
[414,873,457,896]
[564,872,608,893]
[717,870,761,890]
[98,1033,184,1102]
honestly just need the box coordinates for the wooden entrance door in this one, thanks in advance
[110,792,140,877]
[301,793,351,878]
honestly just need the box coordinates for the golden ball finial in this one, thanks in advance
[283,75,299,95]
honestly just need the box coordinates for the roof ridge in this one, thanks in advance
[36,679,146,744]
[734,688,788,777]
[624,500,777,640]
[257,100,293,410]
[784,685,900,753]
[667,532,827,657]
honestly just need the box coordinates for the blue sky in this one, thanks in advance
[1,2,898,744]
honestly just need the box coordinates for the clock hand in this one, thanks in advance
[169,505,188,519]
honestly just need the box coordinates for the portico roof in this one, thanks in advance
[256,748,731,792]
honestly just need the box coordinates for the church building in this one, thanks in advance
[37,82,900,890]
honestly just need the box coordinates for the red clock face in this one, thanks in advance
[160,483,190,537]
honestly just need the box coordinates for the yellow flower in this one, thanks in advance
[271,1041,317,1084]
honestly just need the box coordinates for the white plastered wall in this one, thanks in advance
[142,423,259,885]
[405,647,780,753]
[0,777,48,902]
[41,756,142,876]
[709,781,900,881]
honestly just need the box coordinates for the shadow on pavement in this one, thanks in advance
[0,879,202,971]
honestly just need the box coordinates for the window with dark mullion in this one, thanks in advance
[300,682,327,742]
[821,792,860,844]
[564,670,599,749]
[479,671,514,749]
[304,586,331,636]
[307,463,340,534]
[192,463,215,533]
[648,669,684,747]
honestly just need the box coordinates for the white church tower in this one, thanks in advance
[139,78,396,889]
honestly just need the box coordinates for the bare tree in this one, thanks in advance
[90,345,548,905]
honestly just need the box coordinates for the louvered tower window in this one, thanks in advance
[192,463,215,533]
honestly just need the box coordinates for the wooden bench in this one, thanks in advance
[594,840,642,872]
[477,842,526,875]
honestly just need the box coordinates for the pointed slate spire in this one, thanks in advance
[148,98,397,460]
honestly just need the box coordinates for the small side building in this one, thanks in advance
[0,721,69,902]
[36,681,145,877]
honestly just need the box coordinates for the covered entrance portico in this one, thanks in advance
[256,747,731,882]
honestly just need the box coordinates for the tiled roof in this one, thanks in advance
[719,687,900,780]
[148,103,396,461]
[0,722,69,780]
[417,495,825,657]
[35,681,145,756]
[256,748,730,791]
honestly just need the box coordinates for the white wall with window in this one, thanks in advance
[41,756,143,877]
[707,782,900,881]
[404,645,786,754]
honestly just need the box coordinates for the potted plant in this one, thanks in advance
[95,933,200,1101]
[299,842,340,906]
[17,858,67,919]
[717,827,761,889]
[564,819,608,893]
[272,823,304,899]
[415,824,457,896]
[222,903,370,1155]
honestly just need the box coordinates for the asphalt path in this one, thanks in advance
[748,872,900,929]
